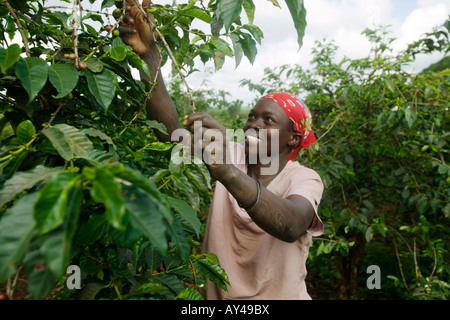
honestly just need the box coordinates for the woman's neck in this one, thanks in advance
[246,153,288,186]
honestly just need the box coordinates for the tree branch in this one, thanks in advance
[3,0,30,57]
[133,0,196,112]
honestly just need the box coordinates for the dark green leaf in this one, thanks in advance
[127,51,150,77]
[84,68,117,111]
[85,57,104,73]
[122,282,166,299]
[48,63,79,99]
[145,120,168,135]
[33,172,78,235]
[0,43,21,74]
[240,33,257,64]
[241,24,264,45]
[284,0,307,49]
[194,258,229,291]
[172,174,200,209]
[168,197,201,237]
[218,0,244,32]
[42,126,73,160]
[76,149,116,165]
[27,267,56,300]
[0,165,63,208]
[122,184,171,256]
[76,282,105,300]
[166,217,190,261]
[74,213,108,247]
[229,33,243,68]
[16,120,36,143]
[89,167,126,230]
[210,37,233,56]
[81,127,116,149]
[15,57,49,103]
[184,8,212,23]
[0,193,38,282]
[43,124,93,160]
[175,287,204,300]
[110,45,127,61]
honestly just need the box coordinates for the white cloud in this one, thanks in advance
[399,3,449,45]
[194,0,448,105]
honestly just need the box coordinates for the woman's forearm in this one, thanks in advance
[140,50,181,142]
[217,165,313,242]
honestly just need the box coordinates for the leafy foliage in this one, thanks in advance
[0,0,307,299]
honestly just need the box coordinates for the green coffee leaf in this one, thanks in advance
[85,57,104,73]
[0,193,38,282]
[0,165,63,208]
[0,43,21,74]
[16,120,36,143]
[218,0,244,32]
[168,197,201,237]
[210,37,233,56]
[15,57,49,103]
[40,183,82,278]
[194,258,230,291]
[267,0,281,8]
[284,0,307,49]
[240,33,257,64]
[33,172,78,235]
[243,0,255,24]
[48,63,79,99]
[84,68,117,111]
[89,167,126,230]
[43,124,93,160]
[184,8,212,23]
[110,45,127,61]
[127,50,150,77]
[230,33,243,68]
[42,126,73,160]
[175,287,204,300]
[122,184,170,256]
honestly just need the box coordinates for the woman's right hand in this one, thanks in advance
[115,0,157,56]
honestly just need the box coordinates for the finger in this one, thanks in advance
[182,112,203,126]
[183,112,215,128]
[142,0,152,10]
[118,25,137,35]
[122,14,135,25]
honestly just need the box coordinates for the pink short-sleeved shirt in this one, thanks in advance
[202,143,324,300]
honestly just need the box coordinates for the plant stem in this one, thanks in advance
[133,0,196,112]
[2,0,30,57]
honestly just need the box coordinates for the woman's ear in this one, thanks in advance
[288,132,302,150]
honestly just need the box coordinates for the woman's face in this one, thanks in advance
[243,98,301,162]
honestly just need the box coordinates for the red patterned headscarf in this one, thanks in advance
[263,92,316,161]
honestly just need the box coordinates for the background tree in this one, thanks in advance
[241,20,449,299]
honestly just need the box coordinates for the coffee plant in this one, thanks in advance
[0,0,306,299]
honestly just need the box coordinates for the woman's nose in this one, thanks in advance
[248,118,264,130]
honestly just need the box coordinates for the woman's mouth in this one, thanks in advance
[245,134,261,143]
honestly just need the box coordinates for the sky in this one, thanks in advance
[176,0,449,106]
[43,1,450,106]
